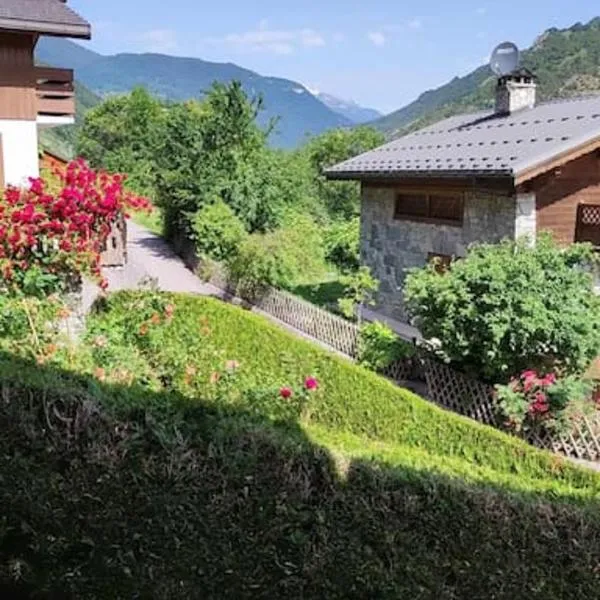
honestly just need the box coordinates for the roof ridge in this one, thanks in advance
[536,92,600,107]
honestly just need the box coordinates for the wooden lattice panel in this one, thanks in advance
[576,204,600,247]
[423,358,600,463]
[256,288,359,357]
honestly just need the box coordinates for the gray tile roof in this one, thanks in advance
[0,0,90,38]
[326,95,600,182]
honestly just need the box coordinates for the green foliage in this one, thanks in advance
[192,200,247,262]
[496,371,597,436]
[76,87,165,198]
[405,236,600,383]
[338,266,379,321]
[228,216,327,298]
[324,217,360,272]
[304,127,384,220]
[3,291,600,597]
[358,321,415,371]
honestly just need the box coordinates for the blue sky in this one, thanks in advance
[70,0,600,113]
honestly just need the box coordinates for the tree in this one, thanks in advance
[76,87,165,198]
[404,235,600,383]
[304,127,384,221]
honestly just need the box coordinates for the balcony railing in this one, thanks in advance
[35,67,75,118]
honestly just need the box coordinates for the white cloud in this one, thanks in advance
[368,31,386,47]
[300,29,326,47]
[408,18,422,30]
[134,29,178,53]
[205,22,327,55]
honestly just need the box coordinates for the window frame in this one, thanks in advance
[394,190,465,227]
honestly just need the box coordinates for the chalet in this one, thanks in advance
[0,0,90,188]
[326,70,600,325]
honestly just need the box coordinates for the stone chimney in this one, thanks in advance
[495,68,537,115]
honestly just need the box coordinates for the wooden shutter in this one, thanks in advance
[0,133,4,189]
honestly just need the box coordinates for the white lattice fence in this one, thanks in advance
[423,357,600,462]
[255,288,359,357]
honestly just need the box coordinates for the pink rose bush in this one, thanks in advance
[496,369,596,435]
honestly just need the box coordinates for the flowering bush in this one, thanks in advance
[496,370,596,435]
[0,159,151,297]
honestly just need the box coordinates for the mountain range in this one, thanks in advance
[373,17,600,136]
[35,38,379,148]
[36,17,600,154]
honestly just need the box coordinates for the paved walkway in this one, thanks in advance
[105,221,222,296]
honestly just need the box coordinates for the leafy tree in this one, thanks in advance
[338,266,379,322]
[76,87,165,197]
[192,200,247,262]
[404,235,600,383]
[304,127,384,220]
[324,217,360,272]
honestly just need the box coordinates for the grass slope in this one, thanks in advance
[375,17,600,137]
[1,291,600,598]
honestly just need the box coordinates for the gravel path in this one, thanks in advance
[105,221,222,296]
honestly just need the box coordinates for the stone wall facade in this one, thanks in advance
[360,183,516,321]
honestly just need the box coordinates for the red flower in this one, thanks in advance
[280,387,293,399]
[541,373,557,387]
[304,377,319,391]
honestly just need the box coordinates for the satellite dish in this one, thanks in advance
[490,42,520,76]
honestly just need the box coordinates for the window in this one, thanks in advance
[394,192,464,225]
[428,252,453,274]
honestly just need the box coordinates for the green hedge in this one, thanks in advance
[85,292,600,491]
[0,358,600,598]
[2,291,600,598]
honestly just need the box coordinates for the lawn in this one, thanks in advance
[2,291,600,598]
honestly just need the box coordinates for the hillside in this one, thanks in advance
[35,38,351,148]
[375,17,600,137]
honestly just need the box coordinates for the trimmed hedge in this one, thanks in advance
[85,292,600,491]
[2,291,600,598]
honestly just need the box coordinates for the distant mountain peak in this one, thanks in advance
[311,91,382,124]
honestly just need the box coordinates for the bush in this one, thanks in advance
[0,160,150,296]
[192,199,247,262]
[496,370,597,435]
[228,216,326,299]
[358,321,415,371]
[405,236,600,383]
[338,266,379,321]
[324,218,360,272]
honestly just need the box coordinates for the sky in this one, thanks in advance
[69,0,600,114]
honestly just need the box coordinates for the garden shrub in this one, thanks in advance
[496,370,597,435]
[337,266,379,321]
[192,199,247,262]
[357,321,415,371]
[324,217,360,272]
[0,160,151,296]
[405,235,600,383]
[227,216,327,298]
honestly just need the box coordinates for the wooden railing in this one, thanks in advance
[35,67,75,118]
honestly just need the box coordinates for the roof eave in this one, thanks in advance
[0,19,91,40]
[324,169,514,182]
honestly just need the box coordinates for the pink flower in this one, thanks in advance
[280,387,293,399]
[521,370,537,381]
[225,360,240,371]
[541,373,557,387]
[304,377,319,391]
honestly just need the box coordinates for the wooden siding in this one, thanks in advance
[0,32,36,120]
[527,152,600,245]
[40,150,68,172]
